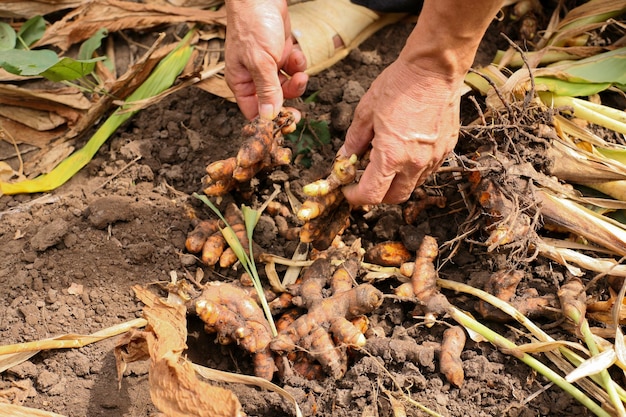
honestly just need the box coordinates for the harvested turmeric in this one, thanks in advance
[395,236,450,325]
[476,269,524,321]
[297,188,344,222]
[439,325,466,387]
[403,188,447,225]
[299,197,351,250]
[365,241,412,267]
[193,281,275,380]
[302,152,358,197]
[185,203,257,268]
[271,256,383,379]
[185,218,220,253]
[296,152,362,250]
[116,285,244,417]
[203,110,295,196]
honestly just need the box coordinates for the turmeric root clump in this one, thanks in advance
[203,110,296,196]
[192,281,275,380]
[271,256,383,379]
[185,203,259,267]
[296,152,361,250]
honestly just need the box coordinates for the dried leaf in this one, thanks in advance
[117,286,244,417]
[0,0,86,18]
[36,0,227,52]
[0,403,69,417]
[565,349,616,383]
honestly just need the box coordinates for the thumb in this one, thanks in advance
[252,62,284,120]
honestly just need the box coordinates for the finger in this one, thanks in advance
[280,72,308,99]
[240,52,283,120]
[342,162,396,206]
[381,170,421,204]
[342,104,374,157]
[283,48,307,75]
[255,71,284,120]
[235,94,262,120]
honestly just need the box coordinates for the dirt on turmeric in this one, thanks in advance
[203,110,296,197]
[271,256,383,379]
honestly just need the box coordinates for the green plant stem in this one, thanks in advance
[193,194,278,336]
[438,279,626,409]
[446,305,611,417]
[440,278,626,401]
[540,93,626,134]
[579,318,626,416]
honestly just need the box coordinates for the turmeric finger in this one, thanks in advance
[201,233,226,266]
[330,317,366,347]
[297,189,344,222]
[365,241,412,267]
[236,118,274,168]
[203,179,238,197]
[302,153,358,197]
[411,236,439,301]
[300,200,350,250]
[439,325,466,387]
[186,219,221,253]
[219,247,238,268]
[206,157,237,181]
[194,282,274,380]
[330,257,359,295]
[394,235,450,323]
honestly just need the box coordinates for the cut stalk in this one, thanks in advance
[541,93,626,135]
[538,190,626,257]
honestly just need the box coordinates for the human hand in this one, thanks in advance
[225,0,308,120]
[340,59,462,206]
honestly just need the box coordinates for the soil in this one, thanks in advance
[0,13,605,417]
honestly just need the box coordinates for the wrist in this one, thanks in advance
[398,0,502,80]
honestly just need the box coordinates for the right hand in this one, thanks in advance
[225,0,308,120]
[341,59,462,206]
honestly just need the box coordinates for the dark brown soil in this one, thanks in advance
[0,16,600,417]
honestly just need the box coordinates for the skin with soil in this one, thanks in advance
[0,20,595,417]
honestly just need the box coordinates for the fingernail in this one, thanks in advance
[338,145,350,158]
[259,104,275,120]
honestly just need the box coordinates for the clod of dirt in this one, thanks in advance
[86,196,137,229]
[342,80,365,103]
[331,102,353,132]
[30,218,70,251]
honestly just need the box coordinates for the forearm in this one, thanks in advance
[400,0,504,80]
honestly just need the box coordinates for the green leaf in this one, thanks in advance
[0,49,58,75]
[304,90,320,103]
[537,47,626,88]
[596,147,626,166]
[0,46,103,80]
[41,56,104,81]
[17,16,45,49]
[0,22,16,51]
[78,28,107,60]
[308,120,330,144]
[534,78,611,97]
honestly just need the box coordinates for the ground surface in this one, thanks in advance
[0,15,602,417]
